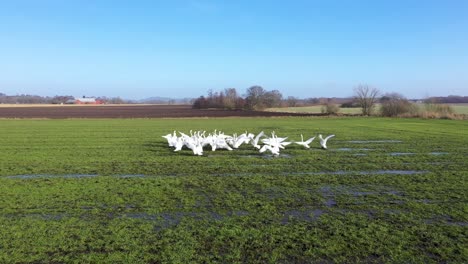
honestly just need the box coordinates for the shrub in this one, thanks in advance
[424,103,454,115]
[321,103,340,114]
[380,93,413,117]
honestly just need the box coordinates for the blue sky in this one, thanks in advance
[1,0,467,99]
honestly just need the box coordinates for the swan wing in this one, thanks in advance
[304,136,316,144]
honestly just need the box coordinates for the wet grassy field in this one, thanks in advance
[0,117,467,263]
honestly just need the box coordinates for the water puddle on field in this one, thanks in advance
[349,140,402,143]
[281,209,325,224]
[4,174,150,179]
[335,148,373,151]
[118,174,146,178]
[424,215,468,227]
[290,170,428,176]
[120,211,250,229]
[4,170,428,180]
[122,209,328,226]
[390,152,415,156]
[429,152,449,155]
[6,174,99,179]
[5,213,68,220]
[319,185,405,208]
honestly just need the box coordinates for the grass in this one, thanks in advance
[0,117,467,263]
[267,103,468,115]
[266,105,364,114]
[450,103,468,114]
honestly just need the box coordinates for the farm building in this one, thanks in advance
[65,97,104,104]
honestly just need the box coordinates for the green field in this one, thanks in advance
[451,103,468,114]
[0,118,467,263]
[266,105,363,114]
[267,103,468,115]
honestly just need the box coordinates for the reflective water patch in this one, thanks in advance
[428,152,449,155]
[118,174,146,178]
[281,209,325,224]
[5,174,99,179]
[290,170,428,176]
[336,148,372,151]
[390,152,415,156]
[349,140,402,143]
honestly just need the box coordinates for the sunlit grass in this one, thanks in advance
[0,117,466,262]
[266,103,468,115]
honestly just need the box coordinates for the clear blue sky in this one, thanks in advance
[1,0,467,99]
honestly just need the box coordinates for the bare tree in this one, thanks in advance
[223,88,238,109]
[353,84,380,116]
[245,85,267,110]
[263,90,283,108]
[286,96,298,107]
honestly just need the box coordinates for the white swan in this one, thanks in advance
[319,134,335,149]
[259,144,280,156]
[295,134,316,149]
[251,131,265,149]
[162,131,178,147]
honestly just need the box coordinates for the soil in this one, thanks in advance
[0,104,322,118]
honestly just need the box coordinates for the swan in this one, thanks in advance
[185,136,203,155]
[173,137,185,151]
[319,134,335,149]
[259,132,291,155]
[250,131,265,149]
[262,132,290,149]
[259,144,280,156]
[162,131,178,147]
[230,131,253,148]
[295,134,316,149]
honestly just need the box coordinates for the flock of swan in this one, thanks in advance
[162,130,335,156]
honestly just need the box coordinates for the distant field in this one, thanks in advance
[450,103,468,114]
[0,117,466,263]
[0,104,314,118]
[267,103,468,115]
[0,103,154,107]
[267,105,362,114]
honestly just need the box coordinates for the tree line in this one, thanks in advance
[0,93,133,104]
[193,84,466,119]
[192,86,339,110]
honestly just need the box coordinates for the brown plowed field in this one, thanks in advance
[0,105,320,118]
